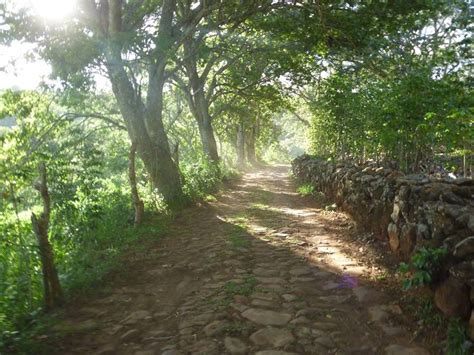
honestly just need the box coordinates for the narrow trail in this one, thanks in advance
[53,166,430,355]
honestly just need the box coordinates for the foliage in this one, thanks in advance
[296,183,315,197]
[404,296,472,354]
[306,2,473,174]
[398,247,448,290]
[445,318,473,355]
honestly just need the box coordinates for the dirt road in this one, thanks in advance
[51,165,429,355]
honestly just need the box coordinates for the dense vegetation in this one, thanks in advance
[0,0,472,351]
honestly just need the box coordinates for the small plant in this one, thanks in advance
[445,318,472,355]
[415,298,445,328]
[223,321,254,335]
[204,194,217,202]
[223,277,257,297]
[397,246,447,290]
[227,225,250,248]
[296,183,315,196]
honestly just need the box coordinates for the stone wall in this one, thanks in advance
[292,155,474,336]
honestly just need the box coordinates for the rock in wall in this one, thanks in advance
[292,154,474,329]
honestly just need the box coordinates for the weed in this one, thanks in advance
[223,277,257,297]
[296,183,315,196]
[223,321,254,335]
[228,225,250,248]
[445,318,472,355]
[204,195,217,202]
[249,202,269,210]
[398,247,447,290]
[415,298,445,328]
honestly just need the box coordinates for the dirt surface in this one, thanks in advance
[48,165,432,355]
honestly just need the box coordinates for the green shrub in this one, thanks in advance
[445,318,472,355]
[296,183,315,196]
[398,247,447,290]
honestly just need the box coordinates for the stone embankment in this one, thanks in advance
[292,155,474,338]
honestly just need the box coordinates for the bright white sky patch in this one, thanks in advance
[0,0,77,90]
[0,41,51,90]
[33,0,76,21]
[13,0,77,22]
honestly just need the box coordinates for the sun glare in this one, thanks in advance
[32,0,76,21]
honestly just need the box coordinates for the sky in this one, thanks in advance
[0,0,77,91]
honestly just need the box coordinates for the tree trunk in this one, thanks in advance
[31,163,63,311]
[246,125,257,166]
[182,40,220,163]
[197,113,219,162]
[237,123,246,168]
[103,0,185,209]
[129,142,144,226]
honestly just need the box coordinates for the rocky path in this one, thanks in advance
[52,166,430,355]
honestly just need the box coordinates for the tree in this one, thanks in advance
[3,0,216,207]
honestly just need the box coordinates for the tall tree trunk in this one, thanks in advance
[197,112,219,162]
[182,40,220,163]
[31,163,63,311]
[103,0,185,209]
[129,142,144,226]
[246,125,257,166]
[237,123,246,168]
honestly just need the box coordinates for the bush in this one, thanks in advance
[398,247,448,290]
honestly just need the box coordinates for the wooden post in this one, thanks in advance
[129,142,145,226]
[31,163,63,311]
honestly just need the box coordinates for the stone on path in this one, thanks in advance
[252,292,279,302]
[255,351,298,355]
[203,320,228,336]
[314,335,336,349]
[313,321,338,331]
[241,308,292,325]
[256,277,286,284]
[384,344,430,355]
[289,267,312,276]
[120,329,140,343]
[282,294,298,302]
[251,299,278,308]
[134,351,154,355]
[161,350,182,355]
[381,324,404,336]
[352,286,382,304]
[250,327,295,347]
[253,268,280,277]
[368,305,390,322]
[122,310,152,325]
[322,281,340,290]
[188,339,219,354]
[224,336,248,354]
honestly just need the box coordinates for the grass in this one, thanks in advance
[249,189,272,204]
[226,211,252,248]
[209,276,258,311]
[204,194,217,202]
[446,318,472,355]
[223,276,257,297]
[1,214,169,354]
[222,321,254,336]
[228,226,250,248]
[403,295,472,354]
